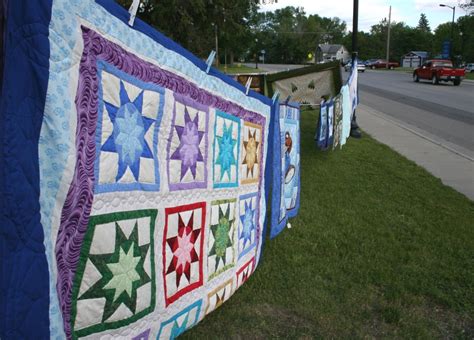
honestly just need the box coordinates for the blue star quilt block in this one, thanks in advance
[207,199,237,281]
[212,110,241,188]
[94,61,165,193]
[163,203,206,306]
[237,192,259,259]
[167,94,209,191]
[70,210,157,338]
[240,122,263,185]
[205,279,233,315]
[156,300,202,339]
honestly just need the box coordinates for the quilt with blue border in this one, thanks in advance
[269,102,301,239]
[0,1,273,339]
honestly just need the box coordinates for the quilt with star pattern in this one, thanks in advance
[0,1,272,339]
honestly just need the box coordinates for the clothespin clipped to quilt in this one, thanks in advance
[128,0,141,26]
[245,77,253,95]
[206,50,216,74]
[272,90,280,104]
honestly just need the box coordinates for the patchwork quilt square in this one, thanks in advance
[238,192,259,259]
[207,199,236,280]
[213,110,241,188]
[70,210,157,338]
[240,122,263,185]
[157,300,202,339]
[205,279,233,315]
[167,93,209,191]
[94,61,165,193]
[236,257,256,289]
[163,202,206,306]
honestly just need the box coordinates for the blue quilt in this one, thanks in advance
[0,1,273,339]
[270,102,301,239]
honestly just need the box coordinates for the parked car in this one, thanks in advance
[465,63,474,73]
[364,59,378,66]
[344,61,366,72]
[413,59,465,86]
[367,59,400,69]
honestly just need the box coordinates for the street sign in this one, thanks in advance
[261,49,266,54]
[442,40,451,59]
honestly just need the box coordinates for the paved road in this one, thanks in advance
[355,69,474,153]
[254,63,474,154]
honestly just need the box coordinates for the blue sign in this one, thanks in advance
[441,40,451,59]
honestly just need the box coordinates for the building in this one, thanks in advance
[316,44,350,64]
[401,51,429,68]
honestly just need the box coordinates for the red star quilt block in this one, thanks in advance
[163,202,206,306]
[236,257,256,290]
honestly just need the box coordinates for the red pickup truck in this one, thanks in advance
[413,59,465,86]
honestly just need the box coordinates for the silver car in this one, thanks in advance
[344,61,366,72]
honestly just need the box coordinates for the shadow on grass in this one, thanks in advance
[182,110,474,339]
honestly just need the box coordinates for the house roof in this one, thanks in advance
[319,44,344,54]
[403,51,429,58]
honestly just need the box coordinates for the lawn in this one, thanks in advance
[182,109,474,339]
[465,72,474,80]
[218,64,262,74]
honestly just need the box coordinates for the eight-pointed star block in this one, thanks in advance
[163,202,206,306]
[167,93,209,191]
[238,192,259,260]
[71,209,157,339]
[212,110,241,188]
[94,61,165,193]
[240,121,263,185]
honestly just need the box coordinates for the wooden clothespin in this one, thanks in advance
[245,77,253,95]
[206,50,216,74]
[128,0,141,26]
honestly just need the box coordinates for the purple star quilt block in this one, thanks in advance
[94,61,165,193]
[167,94,209,191]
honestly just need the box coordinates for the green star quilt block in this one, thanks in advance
[207,199,236,281]
[212,110,241,188]
[70,210,157,338]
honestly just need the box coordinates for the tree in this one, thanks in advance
[417,13,431,32]
[459,0,474,15]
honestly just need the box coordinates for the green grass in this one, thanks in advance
[465,72,474,80]
[182,109,474,339]
[218,64,262,74]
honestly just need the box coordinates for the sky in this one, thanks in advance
[259,0,468,32]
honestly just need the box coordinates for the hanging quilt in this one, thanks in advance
[270,102,301,238]
[316,100,328,150]
[0,1,272,339]
[332,94,343,150]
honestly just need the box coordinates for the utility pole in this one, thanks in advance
[351,0,359,63]
[350,0,361,138]
[386,6,391,69]
[215,24,219,68]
